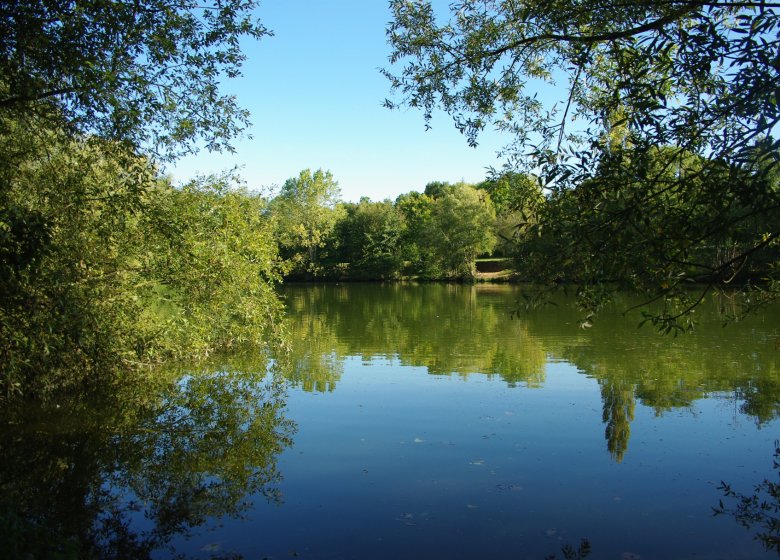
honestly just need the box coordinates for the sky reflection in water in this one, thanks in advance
[175,283,779,559]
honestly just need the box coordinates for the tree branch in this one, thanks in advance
[0,87,80,108]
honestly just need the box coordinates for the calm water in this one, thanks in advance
[2,283,779,559]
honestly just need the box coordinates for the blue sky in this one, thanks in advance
[171,0,511,202]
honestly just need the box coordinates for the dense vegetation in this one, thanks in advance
[0,0,281,400]
[385,0,780,331]
[2,4,779,557]
[265,171,523,281]
[0,116,286,399]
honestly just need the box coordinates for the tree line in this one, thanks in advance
[3,123,778,400]
[266,152,780,298]
[267,168,539,281]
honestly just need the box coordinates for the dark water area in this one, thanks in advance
[2,283,779,559]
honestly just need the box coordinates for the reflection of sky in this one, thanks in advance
[173,284,780,559]
[173,356,777,559]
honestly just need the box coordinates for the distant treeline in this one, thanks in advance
[266,155,780,295]
[266,168,540,281]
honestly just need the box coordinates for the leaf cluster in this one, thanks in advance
[0,116,284,400]
[385,0,780,324]
[0,0,270,159]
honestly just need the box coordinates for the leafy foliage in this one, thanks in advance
[0,117,284,399]
[269,168,344,277]
[426,183,497,278]
[0,0,269,159]
[394,190,439,277]
[478,171,543,257]
[0,0,282,400]
[336,198,407,278]
[385,0,780,324]
[140,172,285,359]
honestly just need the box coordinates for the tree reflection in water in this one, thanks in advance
[281,284,780,463]
[0,362,295,559]
[599,379,635,463]
[714,440,780,554]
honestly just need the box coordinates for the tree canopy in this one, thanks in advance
[427,183,497,277]
[0,1,280,399]
[1,0,269,159]
[0,117,285,398]
[269,169,344,276]
[385,0,780,327]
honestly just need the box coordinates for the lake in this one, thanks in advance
[2,283,779,559]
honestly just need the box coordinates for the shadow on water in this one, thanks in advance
[0,357,295,559]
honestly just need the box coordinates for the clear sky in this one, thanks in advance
[170,0,511,202]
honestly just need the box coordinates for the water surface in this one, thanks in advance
[196,283,779,559]
[3,283,779,559]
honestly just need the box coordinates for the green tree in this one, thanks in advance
[478,171,543,257]
[385,0,780,325]
[141,173,285,361]
[427,183,497,278]
[0,0,281,398]
[0,120,156,397]
[336,198,407,278]
[270,168,344,277]
[0,0,269,159]
[394,190,437,276]
[0,117,284,399]
[423,180,453,199]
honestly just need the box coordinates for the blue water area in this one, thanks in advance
[171,325,778,560]
[8,283,774,560]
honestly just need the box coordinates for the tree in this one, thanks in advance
[423,180,452,199]
[395,190,437,276]
[0,118,284,398]
[0,0,280,398]
[427,183,497,278]
[0,0,269,159]
[142,173,285,360]
[336,198,407,278]
[270,169,344,276]
[478,171,543,257]
[385,0,780,326]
